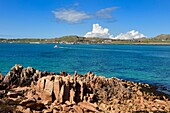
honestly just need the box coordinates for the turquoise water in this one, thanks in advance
[0,43,170,93]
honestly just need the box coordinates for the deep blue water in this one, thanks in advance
[0,43,170,93]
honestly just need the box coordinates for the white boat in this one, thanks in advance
[54,45,59,48]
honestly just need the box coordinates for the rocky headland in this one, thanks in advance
[0,64,170,113]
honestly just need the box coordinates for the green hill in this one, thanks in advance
[0,34,170,44]
[154,34,170,40]
[53,35,84,42]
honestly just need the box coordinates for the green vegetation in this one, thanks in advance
[55,35,84,42]
[0,34,170,44]
[154,34,170,40]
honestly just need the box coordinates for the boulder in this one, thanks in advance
[7,91,20,98]
[79,81,84,101]
[59,84,65,103]
[2,72,16,85]
[19,98,44,110]
[69,88,75,104]
[0,73,4,83]
[6,98,21,105]
[154,99,167,105]
[36,77,45,92]
[16,105,24,112]
[10,64,23,74]
[136,90,143,96]
[24,90,34,99]
[23,108,32,113]
[20,98,36,107]
[61,104,70,112]
[60,72,67,76]
[34,102,44,110]
[78,102,99,112]
[53,77,61,102]
[63,78,70,102]
[65,100,72,106]
[99,103,106,111]
[26,66,35,76]
[43,78,54,103]
[73,105,83,113]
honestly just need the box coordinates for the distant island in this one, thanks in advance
[0,34,170,44]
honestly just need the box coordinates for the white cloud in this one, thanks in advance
[53,6,118,24]
[113,30,146,40]
[96,7,117,19]
[53,9,91,23]
[84,24,113,38]
[84,24,146,39]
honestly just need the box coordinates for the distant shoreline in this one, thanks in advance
[1,34,170,45]
[0,42,170,45]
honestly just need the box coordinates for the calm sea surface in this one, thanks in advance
[0,43,170,93]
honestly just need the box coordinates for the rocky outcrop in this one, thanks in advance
[0,64,54,89]
[0,64,170,112]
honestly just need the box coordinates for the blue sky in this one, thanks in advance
[0,0,170,38]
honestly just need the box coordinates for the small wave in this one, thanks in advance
[144,53,170,58]
[58,46,119,51]
[58,47,144,54]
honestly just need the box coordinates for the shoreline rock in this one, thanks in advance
[0,64,170,112]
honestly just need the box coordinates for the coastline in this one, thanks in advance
[0,64,170,112]
[1,34,170,45]
[0,42,170,45]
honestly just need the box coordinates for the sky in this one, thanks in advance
[0,0,170,38]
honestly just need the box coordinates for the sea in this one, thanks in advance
[0,43,170,94]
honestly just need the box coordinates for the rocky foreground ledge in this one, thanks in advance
[0,64,170,113]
